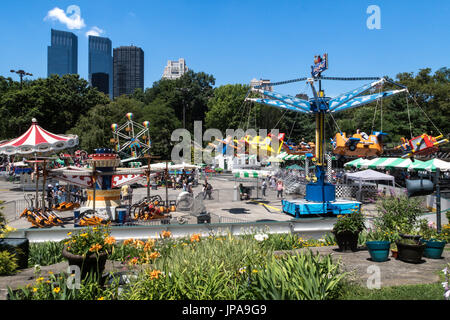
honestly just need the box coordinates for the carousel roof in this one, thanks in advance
[0,119,78,155]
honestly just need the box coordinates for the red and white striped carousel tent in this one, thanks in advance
[0,118,78,155]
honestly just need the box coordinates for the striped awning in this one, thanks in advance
[233,169,271,178]
[277,152,300,160]
[408,158,450,172]
[345,157,419,170]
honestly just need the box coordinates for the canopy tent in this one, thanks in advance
[344,157,424,170]
[233,169,272,178]
[277,152,301,161]
[344,169,395,202]
[345,169,395,183]
[408,158,450,172]
[170,162,201,170]
[0,119,78,155]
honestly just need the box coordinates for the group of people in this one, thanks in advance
[238,175,284,201]
[46,184,86,209]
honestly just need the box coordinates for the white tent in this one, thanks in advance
[344,169,395,201]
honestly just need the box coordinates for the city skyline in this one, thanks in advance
[1,1,449,97]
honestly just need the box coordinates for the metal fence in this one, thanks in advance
[2,199,28,223]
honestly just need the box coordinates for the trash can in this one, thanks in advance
[197,213,211,224]
[0,238,30,269]
[117,208,127,224]
[152,183,157,190]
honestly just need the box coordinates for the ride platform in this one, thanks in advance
[281,199,361,218]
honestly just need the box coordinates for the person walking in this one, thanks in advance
[276,180,284,198]
[261,179,267,197]
[203,181,213,200]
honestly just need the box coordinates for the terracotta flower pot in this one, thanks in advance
[62,246,108,281]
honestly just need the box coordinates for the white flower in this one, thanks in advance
[254,234,268,242]
[442,282,449,290]
[442,267,448,275]
[445,290,450,300]
[34,264,41,273]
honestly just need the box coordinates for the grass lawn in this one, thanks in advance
[338,282,444,300]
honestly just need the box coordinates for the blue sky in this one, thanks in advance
[0,0,448,97]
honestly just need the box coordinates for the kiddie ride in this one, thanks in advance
[395,134,449,159]
[20,194,65,228]
[246,53,408,217]
[331,131,386,157]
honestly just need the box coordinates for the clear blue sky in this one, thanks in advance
[0,0,448,97]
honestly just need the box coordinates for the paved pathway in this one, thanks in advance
[276,245,450,287]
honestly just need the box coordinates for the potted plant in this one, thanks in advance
[332,211,365,252]
[418,219,447,259]
[390,242,398,259]
[396,233,425,264]
[365,228,391,262]
[62,225,116,280]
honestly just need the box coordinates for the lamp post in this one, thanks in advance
[10,69,33,89]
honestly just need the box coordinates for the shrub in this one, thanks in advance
[374,194,424,234]
[28,241,65,267]
[333,211,365,234]
[248,250,346,300]
[8,271,120,300]
[0,250,19,275]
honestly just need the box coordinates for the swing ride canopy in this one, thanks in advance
[0,119,78,155]
[407,158,450,172]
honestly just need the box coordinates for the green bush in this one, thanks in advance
[333,211,366,234]
[375,194,424,234]
[248,250,346,300]
[121,235,268,300]
[0,250,19,275]
[8,271,120,300]
[28,241,65,267]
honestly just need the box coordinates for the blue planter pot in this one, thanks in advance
[366,241,391,262]
[421,239,446,259]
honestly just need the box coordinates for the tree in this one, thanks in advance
[0,74,109,140]
[69,96,145,153]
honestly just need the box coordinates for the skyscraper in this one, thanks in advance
[89,35,112,97]
[162,58,188,80]
[47,29,78,77]
[113,46,144,98]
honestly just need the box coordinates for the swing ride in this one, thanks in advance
[246,53,417,216]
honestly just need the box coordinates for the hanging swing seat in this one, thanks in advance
[282,140,316,155]
[332,131,385,157]
[395,134,449,158]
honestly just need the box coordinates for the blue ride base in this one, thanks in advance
[282,165,361,217]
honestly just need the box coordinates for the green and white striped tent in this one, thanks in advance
[408,158,450,172]
[277,152,301,160]
[277,152,336,161]
[345,157,421,170]
[233,169,272,178]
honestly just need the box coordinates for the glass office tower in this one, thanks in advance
[113,46,144,98]
[89,36,113,97]
[47,29,78,77]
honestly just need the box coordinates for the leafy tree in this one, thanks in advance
[0,74,109,140]
[69,96,145,153]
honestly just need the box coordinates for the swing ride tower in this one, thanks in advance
[247,54,408,216]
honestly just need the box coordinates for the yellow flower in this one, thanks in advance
[67,232,72,236]
[162,231,172,238]
[89,243,103,252]
[123,238,134,246]
[182,243,188,246]
[252,269,258,273]
[48,271,54,275]
[149,270,162,280]
[98,296,105,300]
[149,251,160,260]
[190,234,201,242]
[80,233,88,237]
[104,236,116,245]
[32,287,38,292]
[36,277,44,282]
[53,287,61,294]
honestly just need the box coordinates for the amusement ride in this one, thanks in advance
[245,54,448,216]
